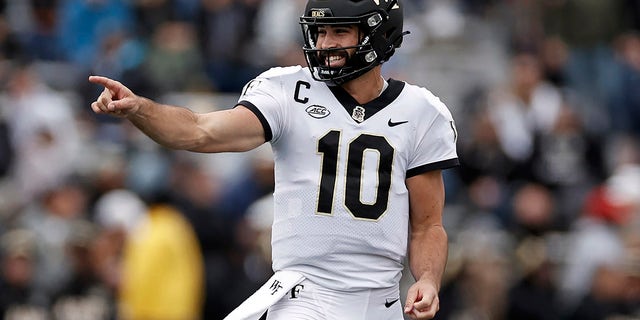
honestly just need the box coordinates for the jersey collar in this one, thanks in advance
[328,79,405,123]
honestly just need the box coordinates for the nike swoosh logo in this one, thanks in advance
[388,119,408,127]
[385,298,400,308]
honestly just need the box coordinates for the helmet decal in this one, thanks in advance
[372,0,400,9]
[310,8,332,17]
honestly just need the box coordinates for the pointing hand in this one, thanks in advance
[89,76,141,117]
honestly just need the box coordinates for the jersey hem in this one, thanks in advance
[236,101,273,142]
[407,158,460,178]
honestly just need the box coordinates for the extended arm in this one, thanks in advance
[404,169,448,320]
[89,76,266,153]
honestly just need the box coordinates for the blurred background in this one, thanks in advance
[0,0,639,319]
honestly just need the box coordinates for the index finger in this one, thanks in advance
[89,75,131,99]
[89,75,119,90]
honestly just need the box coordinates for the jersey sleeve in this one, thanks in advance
[236,69,287,142]
[407,92,459,178]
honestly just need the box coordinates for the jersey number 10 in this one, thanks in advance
[316,130,394,221]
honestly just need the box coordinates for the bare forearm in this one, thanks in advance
[124,98,264,153]
[126,97,209,151]
[408,225,448,292]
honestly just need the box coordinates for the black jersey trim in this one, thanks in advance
[236,101,273,142]
[407,158,460,178]
[328,79,405,122]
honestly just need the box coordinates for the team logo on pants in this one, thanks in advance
[270,280,283,295]
[290,284,304,299]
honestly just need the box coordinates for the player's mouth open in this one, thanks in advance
[326,55,345,67]
[320,51,348,67]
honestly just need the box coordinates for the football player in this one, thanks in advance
[89,0,459,319]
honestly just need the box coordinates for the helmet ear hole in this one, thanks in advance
[385,27,396,40]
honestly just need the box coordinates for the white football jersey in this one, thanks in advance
[237,66,458,291]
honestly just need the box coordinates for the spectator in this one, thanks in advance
[542,0,628,126]
[138,20,210,94]
[56,0,134,69]
[436,229,514,320]
[92,189,148,310]
[0,229,48,319]
[218,144,274,222]
[16,177,90,302]
[117,201,204,320]
[250,0,306,68]
[569,262,640,320]
[487,51,563,162]
[528,97,606,223]
[507,182,559,239]
[50,220,115,320]
[195,0,263,92]
[610,32,640,137]
[165,157,237,319]
[506,236,562,320]
[558,162,640,314]
[0,63,82,205]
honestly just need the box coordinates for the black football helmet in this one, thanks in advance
[299,0,409,85]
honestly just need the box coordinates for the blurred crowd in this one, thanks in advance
[0,0,639,319]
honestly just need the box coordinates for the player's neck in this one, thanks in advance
[340,67,384,105]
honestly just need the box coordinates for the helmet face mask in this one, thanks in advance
[299,0,407,85]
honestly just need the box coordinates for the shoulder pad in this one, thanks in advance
[258,66,305,79]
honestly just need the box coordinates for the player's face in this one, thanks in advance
[315,25,359,68]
